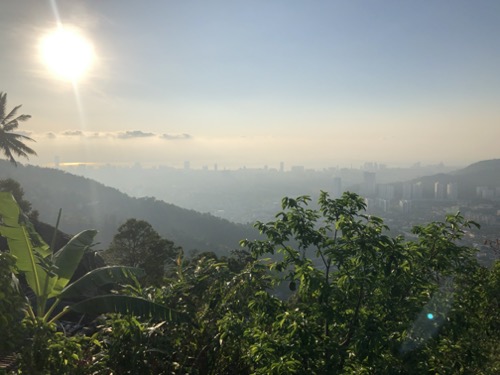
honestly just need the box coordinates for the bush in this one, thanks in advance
[0,252,25,354]
[16,318,100,375]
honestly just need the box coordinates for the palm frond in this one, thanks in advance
[3,115,31,131]
[1,105,22,126]
[0,93,36,165]
[0,92,6,120]
[3,135,37,156]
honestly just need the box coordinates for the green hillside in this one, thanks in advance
[0,161,258,253]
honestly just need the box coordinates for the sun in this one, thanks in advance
[40,27,95,82]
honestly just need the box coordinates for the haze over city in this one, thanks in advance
[1,0,499,169]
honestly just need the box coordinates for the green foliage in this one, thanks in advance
[93,315,174,375]
[0,192,181,323]
[16,318,100,375]
[2,189,498,374]
[411,261,500,374]
[0,178,32,213]
[239,191,495,374]
[0,252,25,353]
[105,218,181,285]
[91,192,498,374]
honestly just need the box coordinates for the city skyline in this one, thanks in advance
[1,1,499,169]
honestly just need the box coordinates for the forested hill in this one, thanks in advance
[403,159,500,199]
[0,161,259,253]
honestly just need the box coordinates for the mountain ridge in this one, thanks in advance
[402,159,500,198]
[0,160,258,253]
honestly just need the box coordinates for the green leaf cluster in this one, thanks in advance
[1,189,498,374]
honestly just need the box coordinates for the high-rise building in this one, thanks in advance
[402,183,413,200]
[332,177,342,198]
[446,183,458,200]
[412,182,423,200]
[362,172,376,197]
[377,198,389,212]
[477,186,495,199]
[378,184,395,200]
[399,199,412,213]
[434,182,446,200]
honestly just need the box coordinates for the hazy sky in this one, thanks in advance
[1,0,499,169]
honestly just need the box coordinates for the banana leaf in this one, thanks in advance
[59,266,145,299]
[0,192,53,297]
[50,229,98,297]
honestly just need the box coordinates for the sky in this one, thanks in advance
[1,0,499,170]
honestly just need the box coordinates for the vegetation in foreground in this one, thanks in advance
[0,184,499,374]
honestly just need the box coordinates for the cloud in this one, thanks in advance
[88,132,105,139]
[160,133,192,140]
[62,130,83,136]
[116,130,156,139]
[38,129,191,141]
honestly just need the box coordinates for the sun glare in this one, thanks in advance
[40,27,95,82]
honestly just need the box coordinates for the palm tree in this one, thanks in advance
[0,92,37,166]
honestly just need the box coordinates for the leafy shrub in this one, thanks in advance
[16,318,98,375]
[0,252,25,354]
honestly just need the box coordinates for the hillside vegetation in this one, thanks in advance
[0,189,498,374]
[0,160,258,253]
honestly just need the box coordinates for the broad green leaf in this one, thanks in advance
[50,229,98,297]
[69,295,184,321]
[59,266,145,299]
[0,192,53,297]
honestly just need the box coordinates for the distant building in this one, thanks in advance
[279,161,284,173]
[290,165,304,173]
[362,172,376,197]
[434,182,446,200]
[376,198,389,212]
[364,197,376,210]
[412,182,423,199]
[402,182,423,200]
[378,184,395,200]
[399,199,412,213]
[402,183,413,200]
[332,177,342,198]
[446,183,458,200]
[476,186,495,199]
[184,161,190,170]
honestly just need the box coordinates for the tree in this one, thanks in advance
[0,92,37,166]
[0,192,180,323]
[0,192,185,374]
[239,191,496,374]
[0,178,32,213]
[106,219,181,285]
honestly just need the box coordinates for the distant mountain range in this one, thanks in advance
[0,161,259,254]
[2,159,499,252]
[407,159,500,198]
